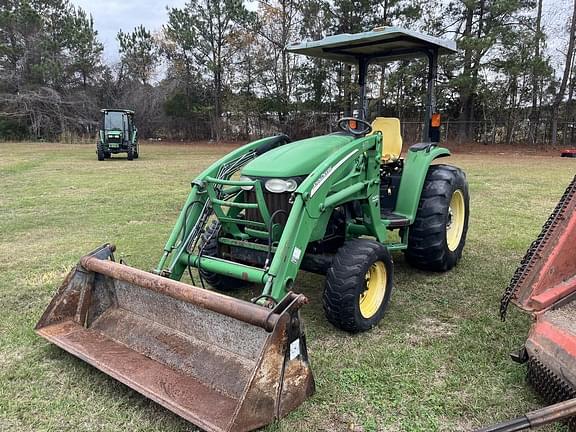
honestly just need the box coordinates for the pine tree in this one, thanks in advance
[165,0,255,140]
[117,25,158,85]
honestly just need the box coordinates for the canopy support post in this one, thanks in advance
[358,56,369,120]
[422,49,438,142]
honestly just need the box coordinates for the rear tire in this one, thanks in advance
[199,221,248,291]
[97,143,105,161]
[405,164,469,271]
[323,239,393,333]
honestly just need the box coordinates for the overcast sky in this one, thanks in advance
[71,0,188,62]
[71,0,568,67]
[70,0,261,63]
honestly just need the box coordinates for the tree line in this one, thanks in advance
[1,0,575,146]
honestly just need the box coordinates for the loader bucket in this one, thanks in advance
[35,244,314,432]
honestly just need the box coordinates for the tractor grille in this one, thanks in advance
[244,190,292,226]
[107,135,122,144]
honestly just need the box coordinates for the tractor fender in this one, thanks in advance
[393,145,451,222]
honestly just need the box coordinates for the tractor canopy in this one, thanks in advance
[286,26,457,63]
[242,29,458,179]
[241,134,354,177]
[287,26,457,142]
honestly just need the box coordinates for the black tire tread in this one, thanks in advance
[323,239,393,333]
[198,221,247,291]
[405,164,469,271]
[97,142,105,161]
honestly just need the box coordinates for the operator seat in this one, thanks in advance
[370,117,403,162]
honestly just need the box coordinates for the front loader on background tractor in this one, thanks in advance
[36,27,469,431]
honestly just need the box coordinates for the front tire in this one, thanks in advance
[405,164,469,271]
[199,221,249,292]
[323,239,393,333]
[127,144,134,160]
[97,143,105,161]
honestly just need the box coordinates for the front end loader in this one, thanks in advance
[36,27,469,431]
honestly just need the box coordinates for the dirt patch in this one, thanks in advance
[407,317,457,346]
[442,141,570,156]
[311,411,358,432]
[438,415,479,432]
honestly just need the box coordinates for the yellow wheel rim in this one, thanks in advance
[359,261,387,319]
[446,189,465,252]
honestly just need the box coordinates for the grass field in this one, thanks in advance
[0,142,575,432]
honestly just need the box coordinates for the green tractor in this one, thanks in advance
[37,27,470,432]
[156,26,470,332]
[96,109,139,160]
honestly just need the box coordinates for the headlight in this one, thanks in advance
[264,178,298,193]
[239,176,253,191]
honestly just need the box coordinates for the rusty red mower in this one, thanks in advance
[479,175,576,431]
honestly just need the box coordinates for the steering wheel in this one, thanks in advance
[337,117,373,136]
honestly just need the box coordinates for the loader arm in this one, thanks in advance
[155,135,289,276]
[165,133,385,303]
[263,133,383,300]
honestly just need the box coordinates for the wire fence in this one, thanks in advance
[37,114,576,147]
[217,114,575,148]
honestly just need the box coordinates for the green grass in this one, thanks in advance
[0,142,574,431]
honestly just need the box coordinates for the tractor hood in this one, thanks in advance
[241,134,355,177]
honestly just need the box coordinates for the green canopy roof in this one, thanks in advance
[287,26,457,64]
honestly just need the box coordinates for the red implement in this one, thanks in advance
[498,175,576,428]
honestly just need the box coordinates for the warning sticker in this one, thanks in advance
[289,339,301,360]
[291,247,302,264]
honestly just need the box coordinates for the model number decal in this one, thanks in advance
[310,149,359,197]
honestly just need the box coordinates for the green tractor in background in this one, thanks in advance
[37,27,471,431]
[97,109,139,161]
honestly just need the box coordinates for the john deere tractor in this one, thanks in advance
[37,27,470,432]
[153,26,470,332]
[96,109,139,160]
